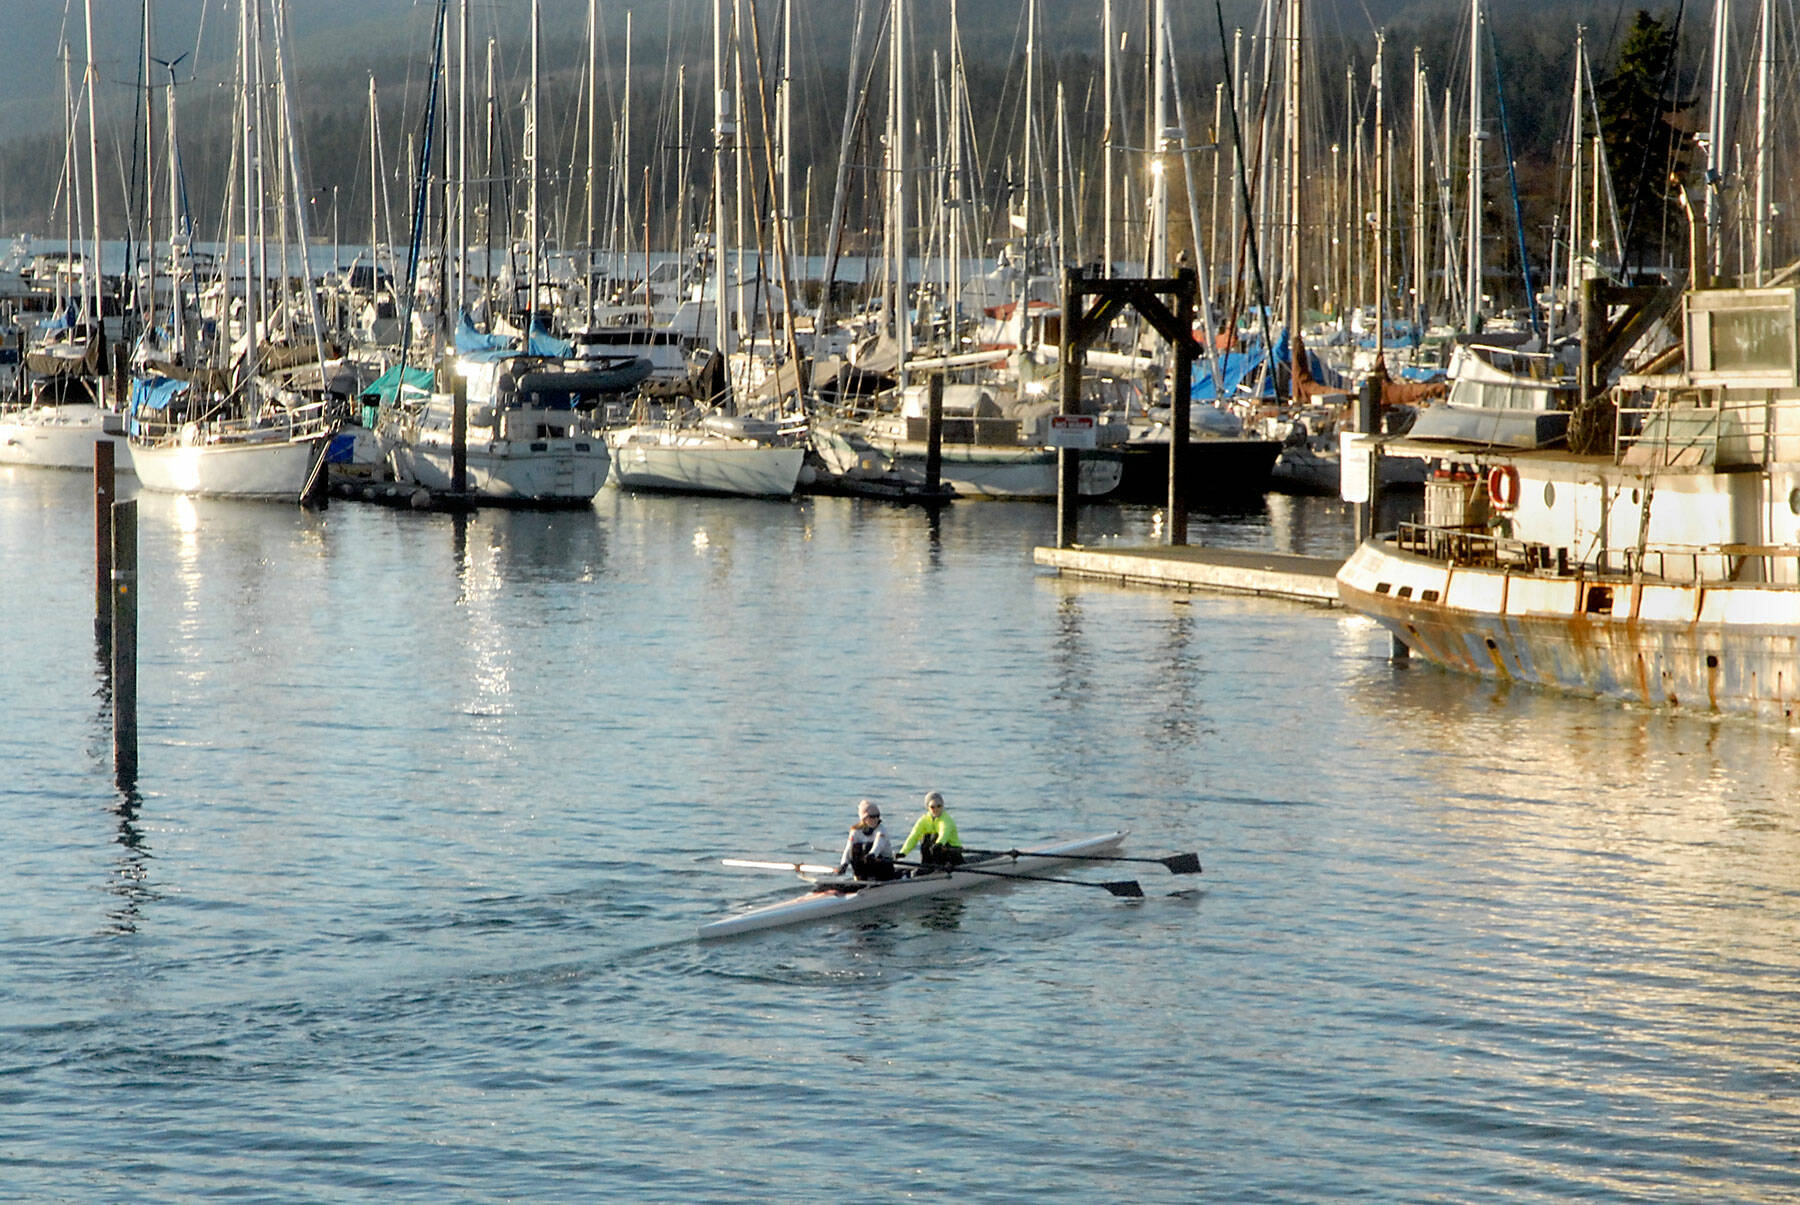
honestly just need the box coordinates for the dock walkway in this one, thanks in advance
[1034,544,1344,606]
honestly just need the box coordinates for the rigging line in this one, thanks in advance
[1488,22,1539,337]
[1212,0,1274,367]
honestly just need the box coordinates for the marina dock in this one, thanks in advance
[1034,543,1344,605]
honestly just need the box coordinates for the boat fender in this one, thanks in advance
[1487,464,1521,511]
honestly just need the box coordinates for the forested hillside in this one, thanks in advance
[0,0,1695,286]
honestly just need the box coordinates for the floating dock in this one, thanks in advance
[1034,544,1344,606]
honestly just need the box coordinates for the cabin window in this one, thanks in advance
[530,441,548,452]
[1709,306,1794,375]
[1421,589,1440,603]
[1584,585,1613,614]
[575,443,591,452]
[1375,582,1392,594]
[1397,586,1414,599]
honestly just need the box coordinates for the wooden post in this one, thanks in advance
[925,372,944,493]
[1168,268,1196,545]
[1057,269,1084,549]
[111,499,139,788]
[451,369,469,495]
[94,440,116,644]
[112,342,128,407]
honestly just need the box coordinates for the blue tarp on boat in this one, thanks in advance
[126,375,192,436]
[1192,332,1346,400]
[454,312,572,358]
[127,375,190,412]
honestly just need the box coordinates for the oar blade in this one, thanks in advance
[1102,880,1144,898]
[1161,853,1203,875]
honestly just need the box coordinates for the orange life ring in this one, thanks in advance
[1487,465,1521,510]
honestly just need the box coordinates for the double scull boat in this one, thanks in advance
[700,831,1129,939]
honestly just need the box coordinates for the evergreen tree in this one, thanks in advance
[1594,10,1694,275]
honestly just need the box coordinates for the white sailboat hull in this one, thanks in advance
[700,831,1128,938]
[131,431,326,499]
[605,430,804,498]
[872,441,1124,498]
[391,435,612,503]
[0,405,133,472]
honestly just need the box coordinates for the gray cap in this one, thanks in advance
[858,798,881,819]
[924,791,945,808]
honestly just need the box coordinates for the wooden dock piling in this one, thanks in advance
[111,499,139,787]
[94,441,115,644]
[925,373,944,493]
[451,370,468,495]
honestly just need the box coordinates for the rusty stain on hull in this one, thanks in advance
[1339,571,1800,722]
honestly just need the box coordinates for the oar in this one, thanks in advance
[894,860,1143,898]
[967,848,1202,875]
[722,858,842,876]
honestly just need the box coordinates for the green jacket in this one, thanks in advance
[899,810,961,855]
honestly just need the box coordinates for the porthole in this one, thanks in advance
[1632,488,1641,505]
[1543,481,1556,507]
[1790,487,1800,516]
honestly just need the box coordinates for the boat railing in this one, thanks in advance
[1394,520,1515,567]
[132,397,335,448]
[1614,387,1800,468]
[1398,519,1800,584]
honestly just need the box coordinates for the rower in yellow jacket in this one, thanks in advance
[898,791,963,868]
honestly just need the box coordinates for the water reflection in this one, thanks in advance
[102,787,157,936]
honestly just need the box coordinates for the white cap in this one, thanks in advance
[858,798,881,819]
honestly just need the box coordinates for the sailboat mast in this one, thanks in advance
[82,0,105,330]
[893,0,912,378]
[1150,0,1169,278]
[1017,0,1033,354]
[1412,48,1426,330]
[528,0,541,337]
[1373,32,1385,367]
[456,0,469,318]
[1285,0,1303,388]
[142,0,157,346]
[1565,28,1584,336]
[1705,0,1728,280]
[1464,0,1482,332]
[1102,0,1114,275]
[239,0,258,363]
[585,0,597,325]
[712,0,731,359]
[1754,0,1771,283]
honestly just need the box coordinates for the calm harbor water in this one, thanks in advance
[4,468,1800,1202]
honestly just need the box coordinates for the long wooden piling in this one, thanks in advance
[925,373,944,493]
[451,370,468,495]
[94,440,115,644]
[111,499,139,787]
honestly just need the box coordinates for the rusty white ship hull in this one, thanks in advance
[1335,285,1800,722]
[1338,539,1800,721]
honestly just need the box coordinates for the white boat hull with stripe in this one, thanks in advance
[700,831,1128,939]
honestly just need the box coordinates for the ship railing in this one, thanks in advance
[131,397,335,448]
[1399,520,1800,585]
[1395,520,1514,567]
[1592,543,1800,586]
[1614,387,1800,468]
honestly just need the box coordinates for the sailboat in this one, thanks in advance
[0,21,127,473]
[128,0,337,502]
